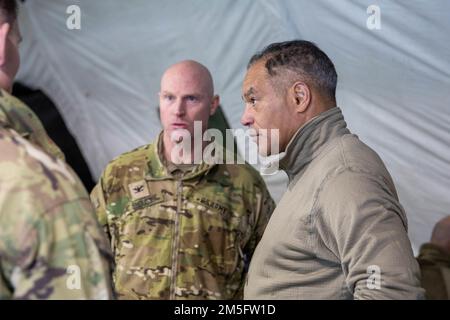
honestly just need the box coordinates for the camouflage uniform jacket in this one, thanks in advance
[91,133,275,299]
[0,89,65,160]
[0,126,114,299]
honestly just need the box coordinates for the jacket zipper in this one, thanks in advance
[169,179,183,299]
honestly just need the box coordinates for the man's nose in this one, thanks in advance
[173,98,186,117]
[240,107,254,127]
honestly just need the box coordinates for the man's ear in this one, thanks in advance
[0,23,11,67]
[210,95,220,115]
[291,81,311,113]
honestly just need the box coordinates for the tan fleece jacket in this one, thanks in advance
[244,107,424,300]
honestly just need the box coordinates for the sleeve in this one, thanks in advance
[233,181,275,299]
[244,184,275,257]
[90,177,112,241]
[318,169,425,300]
[233,179,275,300]
[0,127,114,299]
[1,187,114,299]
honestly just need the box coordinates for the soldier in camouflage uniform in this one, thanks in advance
[0,0,114,299]
[0,126,114,299]
[91,60,275,299]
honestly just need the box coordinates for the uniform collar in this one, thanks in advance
[0,89,11,127]
[0,89,31,138]
[279,107,350,181]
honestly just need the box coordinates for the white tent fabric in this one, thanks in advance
[16,0,450,253]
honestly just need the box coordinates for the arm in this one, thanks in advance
[2,194,114,300]
[0,127,113,299]
[318,169,424,299]
[90,178,112,242]
[234,183,275,299]
[0,153,113,299]
[244,185,275,258]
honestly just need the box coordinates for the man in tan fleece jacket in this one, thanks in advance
[240,40,424,299]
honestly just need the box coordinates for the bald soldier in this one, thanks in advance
[91,60,275,300]
[0,0,114,299]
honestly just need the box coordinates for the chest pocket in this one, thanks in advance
[183,194,247,277]
[113,181,173,260]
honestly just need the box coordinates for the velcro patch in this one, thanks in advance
[128,180,150,200]
[132,194,162,211]
[194,197,230,218]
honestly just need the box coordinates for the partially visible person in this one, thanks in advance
[91,60,274,300]
[417,216,450,299]
[0,4,63,160]
[0,0,114,299]
[0,128,115,299]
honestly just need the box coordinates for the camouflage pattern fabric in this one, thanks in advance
[0,126,114,299]
[0,89,65,161]
[91,132,275,300]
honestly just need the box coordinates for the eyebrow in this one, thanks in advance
[182,93,203,98]
[160,91,204,99]
[242,87,256,100]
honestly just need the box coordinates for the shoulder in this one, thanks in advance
[0,128,92,246]
[316,165,406,228]
[0,128,68,180]
[0,90,39,126]
[0,89,25,111]
[102,143,153,175]
[314,134,395,196]
[213,162,270,192]
[0,127,87,212]
[337,134,388,173]
[98,143,155,197]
